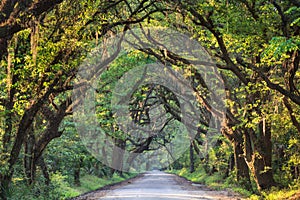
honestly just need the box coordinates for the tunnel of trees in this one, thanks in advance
[0,0,299,199]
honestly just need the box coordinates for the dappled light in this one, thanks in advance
[0,0,299,199]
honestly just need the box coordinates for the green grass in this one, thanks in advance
[168,168,300,200]
[168,168,252,198]
[61,173,136,199]
[8,172,136,200]
[72,173,133,195]
[170,167,226,189]
[252,186,300,200]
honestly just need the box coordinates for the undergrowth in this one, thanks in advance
[168,167,300,200]
[7,172,135,200]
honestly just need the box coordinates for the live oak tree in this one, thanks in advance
[0,0,173,198]
[0,0,109,197]
[1,0,300,198]
[159,0,300,190]
[114,0,300,191]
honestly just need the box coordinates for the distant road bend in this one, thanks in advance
[75,171,242,200]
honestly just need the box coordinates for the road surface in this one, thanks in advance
[75,171,242,200]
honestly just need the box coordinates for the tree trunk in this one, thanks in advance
[225,153,234,178]
[0,46,16,200]
[250,153,276,190]
[221,117,252,189]
[111,138,126,175]
[233,140,252,190]
[203,153,210,174]
[74,158,83,186]
[189,143,195,173]
[24,125,36,185]
[38,156,50,185]
[245,120,276,191]
[3,49,15,152]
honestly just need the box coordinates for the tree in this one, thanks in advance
[0,0,172,198]
[158,0,300,190]
[1,0,299,198]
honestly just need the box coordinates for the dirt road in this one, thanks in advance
[74,171,243,200]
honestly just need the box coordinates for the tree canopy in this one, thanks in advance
[0,0,299,199]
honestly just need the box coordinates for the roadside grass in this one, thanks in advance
[168,167,253,198]
[168,167,300,200]
[57,172,136,199]
[256,185,300,200]
[71,173,133,195]
[8,172,136,200]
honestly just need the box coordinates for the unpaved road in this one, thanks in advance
[74,171,243,200]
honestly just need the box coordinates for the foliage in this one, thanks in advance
[0,0,300,199]
[7,172,135,200]
[169,167,253,198]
